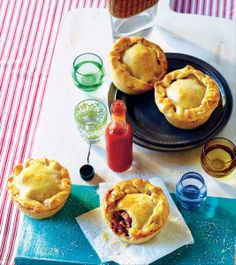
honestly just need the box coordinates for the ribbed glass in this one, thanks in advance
[176,172,207,210]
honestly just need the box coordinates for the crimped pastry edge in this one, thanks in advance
[7,158,71,219]
[109,36,167,95]
[102,178,170,244]
[154,65,220,129]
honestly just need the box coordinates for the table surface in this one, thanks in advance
[33,1,236,198]
[0,0,236,264]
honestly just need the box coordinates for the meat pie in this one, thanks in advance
[102,178,170,244]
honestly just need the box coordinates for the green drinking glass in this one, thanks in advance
[74,99,107,143]
[72,53,105,91]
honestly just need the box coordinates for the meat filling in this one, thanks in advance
[111,210,132,237]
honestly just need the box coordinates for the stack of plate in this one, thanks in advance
[108,53,232,151]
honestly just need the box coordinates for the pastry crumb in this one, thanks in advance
[102,232,109,241]
[123,243,128,248]
[111,240,119,245]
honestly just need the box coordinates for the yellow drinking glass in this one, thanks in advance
[200,137,236,177]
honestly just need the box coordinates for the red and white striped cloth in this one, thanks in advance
[171,0,236,19]
[0,1,234,264]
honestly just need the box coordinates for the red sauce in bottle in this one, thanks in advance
[106,100,133,172]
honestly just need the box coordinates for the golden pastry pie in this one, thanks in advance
[154,65,220,129]
[7,158,71,219]
[102,178,170,244]
[109,36,167,95]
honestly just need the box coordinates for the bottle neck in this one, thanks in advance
[111,113,126,124]
[110,100,127,125]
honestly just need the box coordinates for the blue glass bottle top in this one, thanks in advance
[176,172,207,210]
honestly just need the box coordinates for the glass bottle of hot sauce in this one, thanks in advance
[106,100,133,172]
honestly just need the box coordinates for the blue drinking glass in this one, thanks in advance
[176,172,207,210]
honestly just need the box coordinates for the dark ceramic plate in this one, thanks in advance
[108,53,233,151]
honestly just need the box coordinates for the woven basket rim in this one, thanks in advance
[108,0,159,18]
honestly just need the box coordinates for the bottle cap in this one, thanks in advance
[79,164,95,181]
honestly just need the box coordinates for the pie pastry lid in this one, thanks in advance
[109,0,159,18]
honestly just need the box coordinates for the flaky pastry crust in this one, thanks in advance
[154,65,220,129]
[7,158,71,219]
[109,36,167,95]
[102,178,170,244]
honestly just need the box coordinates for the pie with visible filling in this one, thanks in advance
[154,65,220,129]
[109,36,167,95]
[102,178,170,244]
[8,158,71,219]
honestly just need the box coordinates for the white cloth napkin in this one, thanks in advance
[76,178,194,264]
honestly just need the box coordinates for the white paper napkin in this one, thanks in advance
[76,178,194,264]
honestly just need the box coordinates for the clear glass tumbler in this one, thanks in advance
[200,137,236,177]
[74,99,107,143]
[110,2,158,38]
[72,53,105,91]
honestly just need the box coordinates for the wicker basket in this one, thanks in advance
[109,0,159,18]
